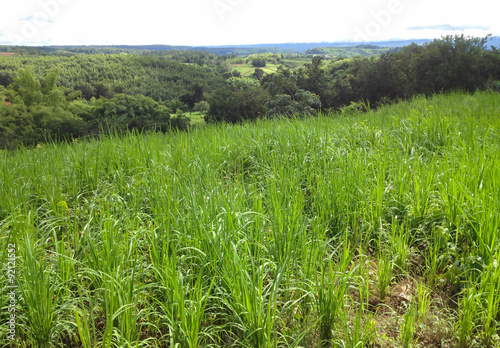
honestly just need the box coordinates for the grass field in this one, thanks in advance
[184,111,206,126]
[1,91,500,347]
[230,63,281,76]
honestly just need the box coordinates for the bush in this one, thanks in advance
[91,94,171,133]
[266,91,321,118]
[251,58,266,68]
[170,113,190,131]
[205,85,268,123]
[193,101,210,114]
[485,80,500,93]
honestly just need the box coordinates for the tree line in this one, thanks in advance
[0,53,227,100]
[206,35,500,122]
[1,35,499,148]
[0,68,193,148]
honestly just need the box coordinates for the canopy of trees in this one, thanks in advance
[319,35,500,110]
[1,35,499,148]
[0,54,225,101]
[0,69,188,148]
[205,82,268,123]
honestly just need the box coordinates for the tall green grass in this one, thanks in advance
[1,91,499,347]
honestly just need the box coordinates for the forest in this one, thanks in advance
[0,34,499,148]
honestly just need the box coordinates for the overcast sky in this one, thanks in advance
[0,0,497,46]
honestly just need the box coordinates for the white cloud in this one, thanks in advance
[0,0,498,46]
[19,16,54,23]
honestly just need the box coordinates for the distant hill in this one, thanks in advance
[203,38,433,53]
[90,39,434,55]
[305,45,392,58]
[0,39,433,56]
[1,36,498,56]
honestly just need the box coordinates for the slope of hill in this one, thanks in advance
[1,92,500,347]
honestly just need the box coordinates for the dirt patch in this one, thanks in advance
[0,52,16,56]
[2,96,12,106]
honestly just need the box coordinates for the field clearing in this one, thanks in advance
[280,59,308,69]
[184,111,206,125]
[1,91,500,347]
[231,63,280,76]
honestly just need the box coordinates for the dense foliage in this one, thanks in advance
[205,79,269,123]
[305,44,392,58]
[0,35,499,148]
[320,35,500,109]
[0,53,225,101]
[0,69,189,148]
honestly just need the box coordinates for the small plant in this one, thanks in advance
[457,285,479,347]
[389,219,413,277]
[377,255,392,302]
[316,255,352,347]
[400,300,419,348]
[416,282,431,324]
[338,292,376,348]
[377,243,393,301]
[477,256,500,347]
[425,228,446,286]
[340,100,370,116]
[19,231,63,348]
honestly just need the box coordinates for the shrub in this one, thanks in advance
[251,58,266,67]
[205,85,268,123]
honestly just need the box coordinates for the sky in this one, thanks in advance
[0,0,497,46]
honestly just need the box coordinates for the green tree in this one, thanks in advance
[262,67,299,98]
[296,56,325,95]
[252,68,265,80]
[91,93,172,133]
[266,91,321,117]
[411,34,495,93]
[227,77,260,89]
[180,83,204,109]
[205,83,268,123]
[0,102,35,148]
[164,99,187,114]
[261,67,321,117]
[3,68,86,144]
[8,69,44,107]
[193,100,210,114]
[251,58,266,67]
